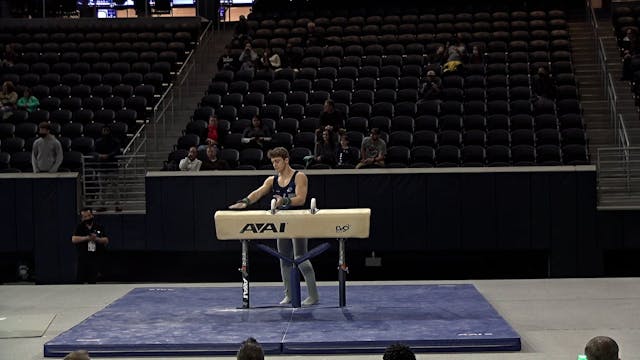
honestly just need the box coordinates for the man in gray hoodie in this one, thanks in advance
[32,122,63,173]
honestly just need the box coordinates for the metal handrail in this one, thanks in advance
[619,114,630,148]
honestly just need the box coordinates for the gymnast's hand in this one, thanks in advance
[273,195,284,209]
[229,202,248,210]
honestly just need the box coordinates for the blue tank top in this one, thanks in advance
[272,171,301,209]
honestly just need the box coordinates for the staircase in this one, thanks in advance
[568,19,617,154]
[142,27,235,170]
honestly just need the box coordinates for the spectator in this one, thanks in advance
[357,128,386,168]
[335,134,359,167]
[217,45,239,72]
[31,122,63,173]
[16,88,39,112]
[283,43,302,69]
[234,15,252,44]
[240,57,256,73]
[313,129,337,167]
[1,44,17,67]
[0,81,18,120]
[383,343,416,360]
[468,45,484,64]
[199,114,219,150]
[71,208,108,284]
[200,145,229,170]
[443,36,466,73]
[242,115,272,148]
[179,146,202,171]
[429,45,446,66]
[63,350,91,360]
[419,70,442,101]
[260,48,281,72]
[584,336,620,360]
[532,66,556,101]
[94,126,121,211]
[237,337,264,360]
[318,99,345,141]
[239,42,258,63]
[621,28,637,54]
[305,21,324,47]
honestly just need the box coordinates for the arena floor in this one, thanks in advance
[1,278,639,360]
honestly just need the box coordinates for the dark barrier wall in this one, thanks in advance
[139,167,598,277]
[0,167,602,283]
[0,173,78,284]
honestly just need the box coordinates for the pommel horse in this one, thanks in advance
[214,198,371,308]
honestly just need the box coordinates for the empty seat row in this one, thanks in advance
[0,107,138,126]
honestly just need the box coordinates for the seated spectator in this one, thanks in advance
[533,67,556,101]
[313,129,337,167]
[283,43,302,69]
[356,128,386,168]
[242,115,272,148]
[0,44,17,67]
[179,146,202,171]
[584,336,620,360]
[199,114,219,150]
[0,81,18,120]
[239,42,258,63]
[621,28,637,54]
[468,45,484,64]
[429,46,446,66]
[32,122,63,173]
[383,343,416,360]
[419,70,442,101]
[200,145,229,170]
[237,337,264,360]
[217,45,239,72]
[16,88,39,112]
[318,99,345,141]
[260,48,281,72]
[234,15,253,44]
[305,22,324,47]
[63,350,90,360]
[443,36,466,73]
[335,134,359,167]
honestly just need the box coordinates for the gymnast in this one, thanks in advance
[229,147,319,305]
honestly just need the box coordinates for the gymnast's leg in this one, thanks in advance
[277,238,294,304]
[292,238,319,305]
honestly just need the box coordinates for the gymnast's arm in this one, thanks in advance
[228,176,274,209]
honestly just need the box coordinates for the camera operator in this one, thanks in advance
[71,208,109,284]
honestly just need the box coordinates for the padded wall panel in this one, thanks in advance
[0,179,17,252]
[426,174,461,250]
[495,173,531,250]
[460,174,496,250]
[392,174,428,251]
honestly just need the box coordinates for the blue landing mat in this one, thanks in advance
[44,284,520,357]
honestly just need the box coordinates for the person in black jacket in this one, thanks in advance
[217,45,239,72]
[335,134,359,167]
[71,208,108,284]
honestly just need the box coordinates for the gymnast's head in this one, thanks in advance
[237,337,264,360]
[383,343,416,360]
[268,147,290,172]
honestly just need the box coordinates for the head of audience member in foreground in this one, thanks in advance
[585,336,620,360]
[383,343,416,360]
[237,337,264,360]
[63,350,90,360]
